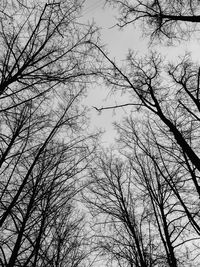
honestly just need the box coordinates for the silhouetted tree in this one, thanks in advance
[116,117,200,266]
[85,152,159,267]
[87,1,200,266]
[0,1,99,266]
[90,48,200,265]
[107,0,200,42]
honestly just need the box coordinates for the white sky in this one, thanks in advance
[80,0,200,147]
[80,0,147,146]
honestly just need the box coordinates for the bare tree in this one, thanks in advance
[93,46,200,195]
[107,0,200,42]
[85,113,200,266]
[87,46,200,263]
[86,1,200,264]
[0,1,99,266]
[116,116,200,266]
[85,152,160,267]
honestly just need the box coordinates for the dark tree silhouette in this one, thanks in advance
[86,1,200,266]
[0,1,99,266]
[85,152,159,267]
[107,0,200,41]
[115,117,200,266]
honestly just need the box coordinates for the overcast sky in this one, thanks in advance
[80,0,200,147]
[79,0,146,146]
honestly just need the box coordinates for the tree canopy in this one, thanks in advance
[1,1,200,267]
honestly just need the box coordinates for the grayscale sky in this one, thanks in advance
[80,0,148,146]
[81,0,200,147]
